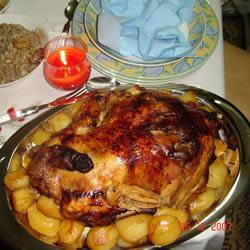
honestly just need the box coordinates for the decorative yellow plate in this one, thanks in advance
[72,0,219,84]
[84,0,206,67]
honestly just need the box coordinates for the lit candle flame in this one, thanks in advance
[59,50,67,66]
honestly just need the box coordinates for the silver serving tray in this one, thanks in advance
[0,84,249,249]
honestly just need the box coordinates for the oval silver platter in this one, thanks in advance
[0,83,249,250]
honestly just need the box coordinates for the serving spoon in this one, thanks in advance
[62,0,79,34]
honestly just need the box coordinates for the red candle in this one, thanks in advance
[43,36,91,90]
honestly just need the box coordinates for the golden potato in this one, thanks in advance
[59,227,89,249]
[74,229,88,249]
[155,207,188,224]
[223,148,239,176]
[47,137,61,147]
[223,149,238,166]
[58,220,85,245]
[179,91,196,103]
[40,234,59,245]
[37,195,62,219]
[189,188,216,214]
[40,122,54,133]
[21,152,31,169]
[76,227,90,248]
[4,168,29,190]
[117,237,139,248]
[30,128,52,145]
[65,101,82,118]
[213,187,225,202]
[27,204,61,237]
[127,86,142,96]
[49,113,72,132]
[148,215,181,246]
[214,139,227,157]
[115,214,152,244]
[12,187,35,214]
[207,158,228,188]
[190,212,204,222]
[200,104,213,113]
[8,153,22,172]
[87,225,119,250]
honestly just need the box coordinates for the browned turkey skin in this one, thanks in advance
[27,87,223,226]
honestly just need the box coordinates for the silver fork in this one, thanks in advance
[0,85,89,127]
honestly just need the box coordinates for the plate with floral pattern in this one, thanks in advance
[72,0,219,84]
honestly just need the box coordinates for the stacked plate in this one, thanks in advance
[72,0,219,84]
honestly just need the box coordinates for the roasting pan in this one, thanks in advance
[0,84,249,249]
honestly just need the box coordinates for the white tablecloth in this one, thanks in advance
[5,0,225,97]
[0,1,226,249]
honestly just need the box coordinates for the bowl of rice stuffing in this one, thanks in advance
[0,14,47,87]
[0,0,10,14]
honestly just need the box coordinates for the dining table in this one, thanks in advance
[0,0,226,249]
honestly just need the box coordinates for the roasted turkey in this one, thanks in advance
[27,86,226,226]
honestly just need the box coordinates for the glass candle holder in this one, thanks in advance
[43,35,91,90]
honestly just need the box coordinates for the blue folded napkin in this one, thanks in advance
[98,0,195,60]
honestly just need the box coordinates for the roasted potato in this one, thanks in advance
[179,91,196,103]
[189,188,216,214]
[30,128,52,145]
[115,214,152,244]
[49,113,72,132]
[74,228,89,249]
[223,148,239,176]
[207,158,228,188]
[79,227,91,248]
[12,187,35,214]
[21,151,31,169]
[155,207,188,224]
[4,168,29,190]
[116,237,138,248]
[40,234,59,245]
[47,137,61,147]
[59,220,85,245]
[65,101,82,118]
[214,139,228,157]
[148,215,181,246]
[27,204,61,237]
[87,225,119,250]
[8,153,22,172]
[37,195,62,219]
[59,227,90,249]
